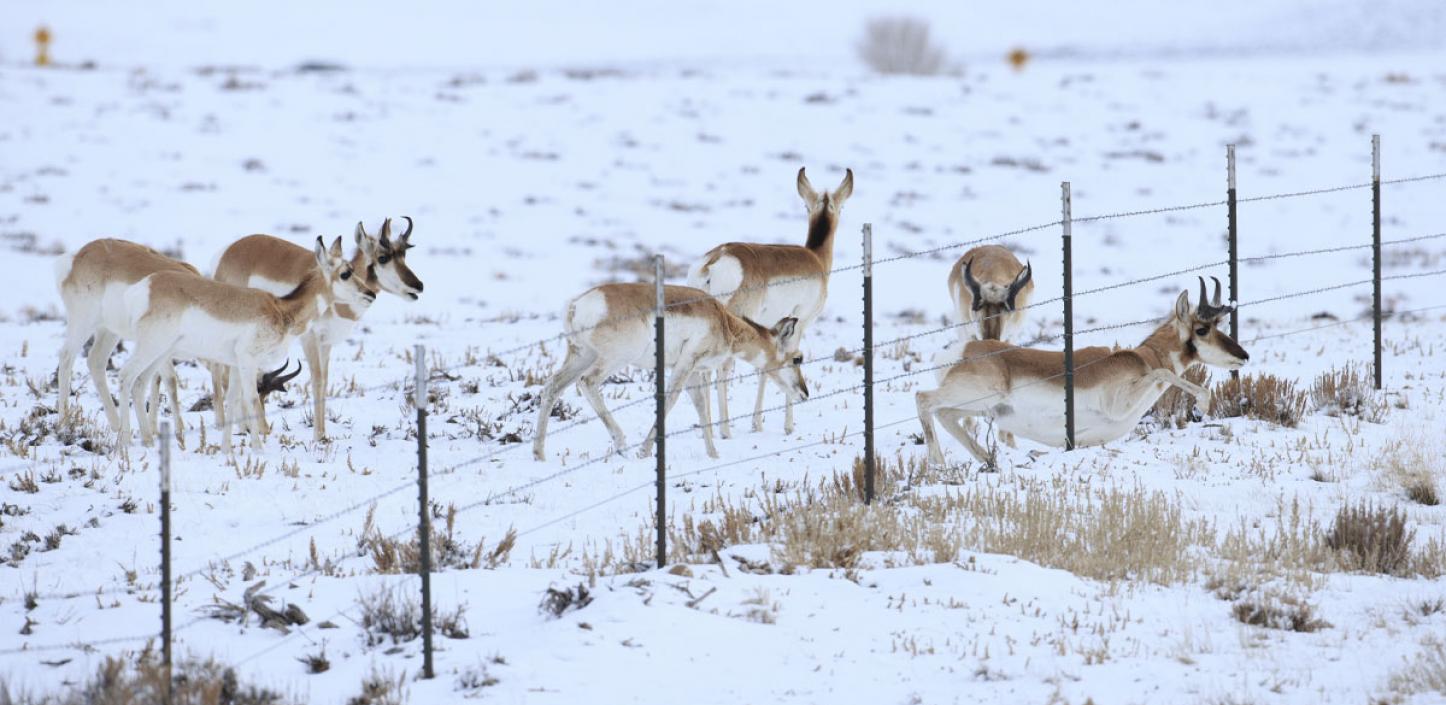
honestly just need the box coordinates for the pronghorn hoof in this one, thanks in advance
[636,446,653,460]
[751,422,764,433]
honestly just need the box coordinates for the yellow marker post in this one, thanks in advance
[1007,47,1030,72]
[35,26,52,67]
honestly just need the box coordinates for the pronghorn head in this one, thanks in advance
[316,236,376,308]
[962,258,1033,312]
[760,317,810,403]
[797,167,854,220]
[1172,277,1249,370]
[356,217,425,301]
[257,360,303,400]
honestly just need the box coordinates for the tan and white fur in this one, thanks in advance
[947,245,1033,344]
[116,237,374,450]
[688,166,852,437]
[532,283,809,461]
[55,239,201,442]
[210,217,424,440]
[916,278,1249,466]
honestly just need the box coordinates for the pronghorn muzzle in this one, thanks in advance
[963,259,1033,311]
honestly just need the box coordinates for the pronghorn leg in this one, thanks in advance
[1107,369,1208,422]
[750,374,767,433]
[144,370,162,441]
[577,371,627,453]
[86,330,122,432]
[532,344,596,460]
[164,361,186,449]
[936,408,996,466]
[915,390,947,466]
[115,340,170,448]
[640,357,701,458]
[302,333,326,441]
[783,389,795,435]
[56,323,92,427]
[209,362,228,431]
[685,371,719,459]
[714,359,732,439]
[133,359,172,448]
[237,362,264,449]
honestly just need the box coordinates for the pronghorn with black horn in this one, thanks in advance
[210,217,424,440]
[532,283,809,461]
[916,277,1248,465]
[55,240,305,444]
[688,166,852,437]
[948,244,1033,343]
[115,236,375,449]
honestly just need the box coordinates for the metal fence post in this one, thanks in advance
[413,344,435,680]
[158,421,173,705]
[1372,134,1383,390]
[1061,182,1076,451]
[861,223,876,505]
[1226,144,1240,381]
[653,255,667,567]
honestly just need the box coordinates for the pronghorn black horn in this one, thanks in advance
[962,258,985,311]
[1196,276,1231,320]
[378,217,393,247]
[257,360,302,397]
[398,215,414,245]
[1005,261,1032,311]
[1211,276,1224,308]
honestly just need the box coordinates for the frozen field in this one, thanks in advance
[2,6,1446,704]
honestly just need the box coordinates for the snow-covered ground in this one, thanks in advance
[2,3,1446,704]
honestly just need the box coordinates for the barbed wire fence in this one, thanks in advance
[5,138,1446,686]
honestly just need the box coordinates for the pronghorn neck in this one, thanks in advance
[724,314,774,366]
[1137,322,1195,375]
[277,270,333,335]
[804,210,838,271]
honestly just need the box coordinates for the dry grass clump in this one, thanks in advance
[359,505,515,574]
[0,647,292,704]
[348,668,406,705]
[1230,589,1330,632]
[358,587,468,646]
[857,17,948,76]
[1310,363,1386,422]
[540,583,593,619]
[1151,366,1209,428]
[671,457,1212,584]
[1387,640,1446,696]
[1326,502,1415,575]
[1374,430,1442,506]
[1209,373,1308,427]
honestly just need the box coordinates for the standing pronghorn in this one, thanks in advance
[115,237,375,449]
[916,278,1248,465]
[532,283,809,461]
[210,217,425,440]
[947,245,1033,343]
[688,167,852,437]
[54,239,301,442]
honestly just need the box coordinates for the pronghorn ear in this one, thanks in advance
[313,237,328,266]
[355,222,376,255]
[771,317,800,344]
[1173,289,1192,322]
[797,167,820,209]
[832,168,854,204]
[329,236,344,259]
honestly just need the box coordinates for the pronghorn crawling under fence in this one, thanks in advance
[210,217,425,440]
[54,239,303,446]
[948,244,1033,343]
[916,278,1249,466]
[689,166,852,437]
[115,237,374,450]
[532,283,809,461]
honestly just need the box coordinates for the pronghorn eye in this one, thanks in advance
[341,270,352,281]
[1195,327,1208,336]
[378,254,391,264]
[792,355,803,365]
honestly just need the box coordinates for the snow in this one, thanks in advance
[2,3,1446,704]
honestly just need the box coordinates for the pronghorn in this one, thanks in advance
[115,237,374,449]
[948,245,1033,343]
[916,278,1248,466]
[688,166,852,437]
[54,240,302,442]
[210,217,424,440]
[532,283,809,461]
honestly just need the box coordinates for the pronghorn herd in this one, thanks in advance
[53,168,1250,465]
[54,219,424,453]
